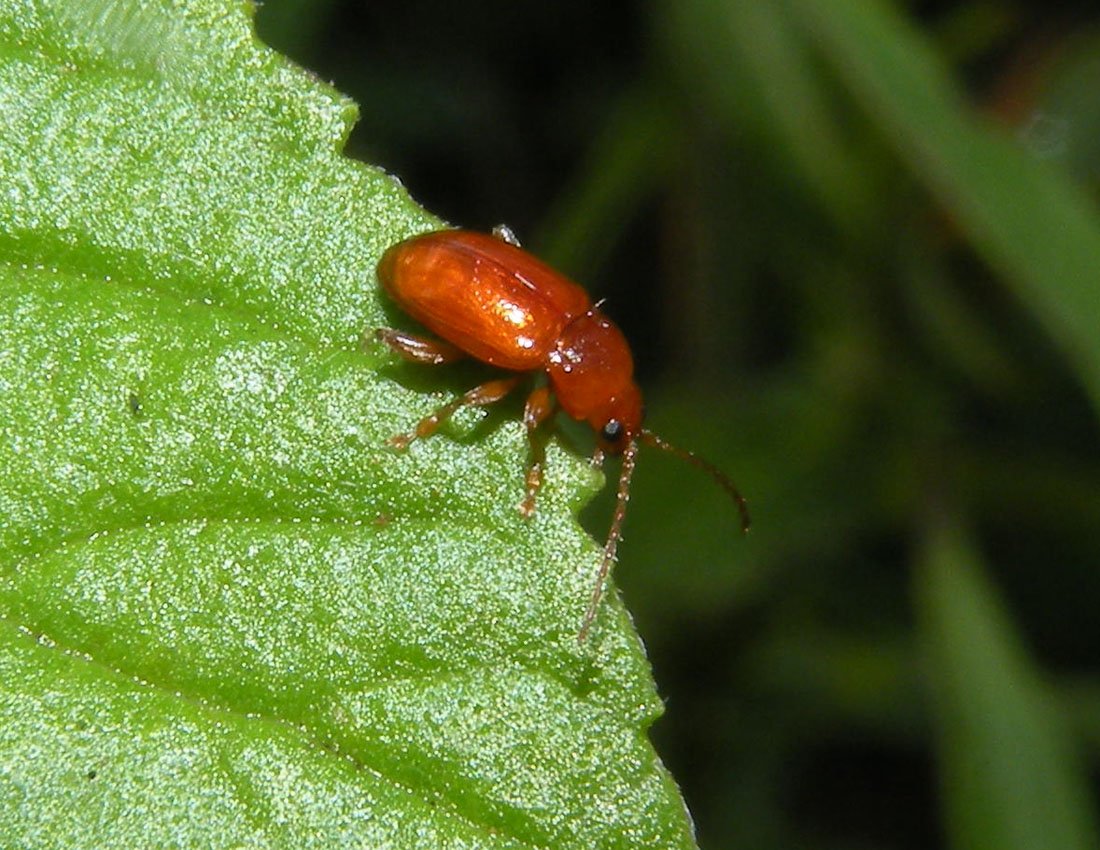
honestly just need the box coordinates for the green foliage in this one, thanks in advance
[919,523,1098,850]
[800,0,1100,410]
[0,1,697,846]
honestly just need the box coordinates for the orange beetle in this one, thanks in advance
[377,226,748,638]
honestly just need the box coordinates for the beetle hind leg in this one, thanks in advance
[375,327,465,365]
[388,376,521,451]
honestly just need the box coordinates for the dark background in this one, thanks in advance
[257,2,1100,848]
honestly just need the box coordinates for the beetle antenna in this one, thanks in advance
[640,429,750,533]
[578,440,639,642]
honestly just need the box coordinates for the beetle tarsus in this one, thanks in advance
[387,434,413,451]
[519,464,542,518]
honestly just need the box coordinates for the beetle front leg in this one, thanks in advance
[519,385,555,518]
[388,376,521,450]
[375,327,465,365]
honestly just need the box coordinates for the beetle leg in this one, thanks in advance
[491,223,522,247]
[375,328,465,365]
[388,376,521,450]
[519,385,556,518]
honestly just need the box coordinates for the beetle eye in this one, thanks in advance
[600,419,624,443]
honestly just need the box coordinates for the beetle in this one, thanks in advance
[376,226,749,639]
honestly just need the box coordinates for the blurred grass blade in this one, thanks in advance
[794,0,1100,415]
[661,0,875,235]
[535,88,674,277]
[917,524,1100,850]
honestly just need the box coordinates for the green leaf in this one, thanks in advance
[0,1,696,846]
[793,0,1100,414]
[916,523,1100,850]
